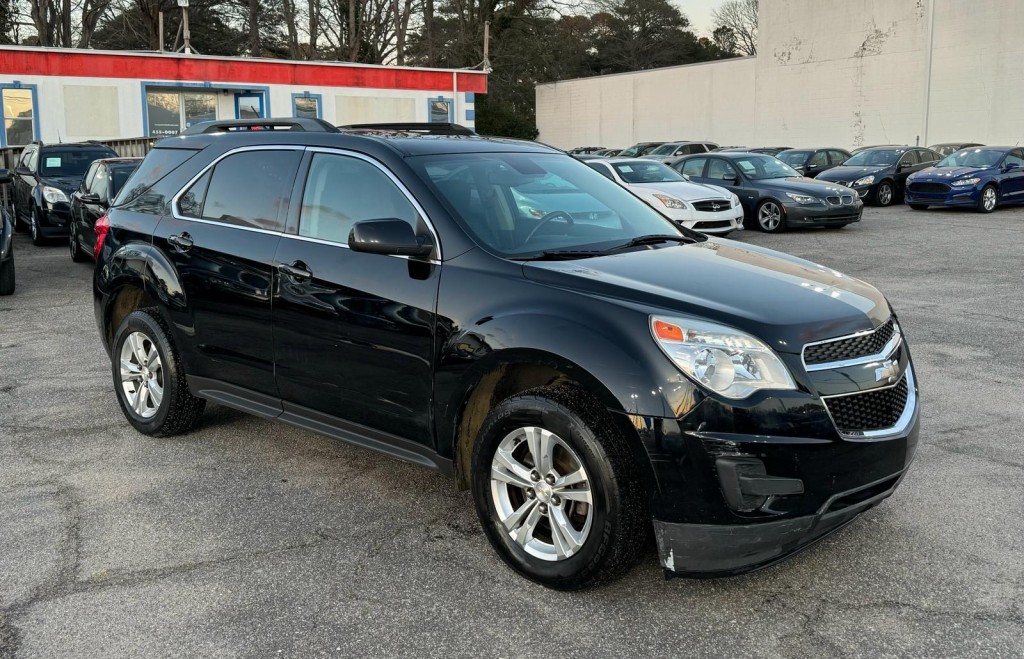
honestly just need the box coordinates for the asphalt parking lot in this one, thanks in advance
[1,204,1022,658]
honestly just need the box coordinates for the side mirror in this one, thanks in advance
[15,166,31,176]
[722,175,739,184]
[0,168,11,185]
[349,218,433,258]
[1004,162,1020,172]
[79,192,102,204]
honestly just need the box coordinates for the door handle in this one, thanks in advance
[168,232,193,251]
[278,261,312,281]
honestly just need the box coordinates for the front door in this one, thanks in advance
[152,147,302,397]
[272,150,440,445]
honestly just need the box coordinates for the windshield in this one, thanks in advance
[411,152,687,259]
[777,151,811,167]
[650,143,679,156]
[618,144,645,157]
[612,161,686,183]
[730,155,799,180]
[843,149,901,167]
[40,149,114,178]
[937,148,1003,168]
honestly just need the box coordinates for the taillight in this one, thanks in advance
[94,215,110,259]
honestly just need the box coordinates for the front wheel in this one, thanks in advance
[30,207,46,246]
[875,181,894,207]
[111,308,206,436]
[472,385,647,590]
[756,200,786,232]
[977,185,997,213]
[69,224,88,262]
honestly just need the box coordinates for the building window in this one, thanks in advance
[429,99,451,123]
[2,87,38,146]
[235,93,264,119]
[146,89,219,137]
[292,94,321,119]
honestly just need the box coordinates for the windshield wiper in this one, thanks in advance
[608,234,692,251]
[514,249,610,261]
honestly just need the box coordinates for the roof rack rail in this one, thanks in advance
[338,122,476,136]
[181,118,339,135]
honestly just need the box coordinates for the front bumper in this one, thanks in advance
[905,186,980,207]
[662,206,744,235]
[785,201,863,227]
[38,203,72,237]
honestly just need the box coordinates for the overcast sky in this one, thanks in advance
[672,0,726,36]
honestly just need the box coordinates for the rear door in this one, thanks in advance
[13,147,36,220]
[154,147,301,398]
[1000,149,1024,200]
[894,150,919,191]
[272,149,440,446]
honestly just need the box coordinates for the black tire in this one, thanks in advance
[977,185,997,213]
[111,308,205,436]
[909,204,928,210]
[755,199,786,233]
[69,224,88,262]
[875,181,895,207]
[13,211,28,233]
[0,254,13,296]
[30,207,46,246]
[471,385,647,590]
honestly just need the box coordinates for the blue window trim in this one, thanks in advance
[234,92,265,119]
[464,92,475,104]
[465,109,476,121]
[428,96,454,123]
[140,81,272,137]
[291,92,323,119]
[0,81,41,147]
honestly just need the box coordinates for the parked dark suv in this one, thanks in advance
[69,157,142,262]
[95,119,919,589]
[13,141,118,245]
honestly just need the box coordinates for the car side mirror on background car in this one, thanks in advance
[0,168,11,185]
[15,166,31,176]
[349,218,434,258]
[79,192,102,203]
[1004,163,1020,172]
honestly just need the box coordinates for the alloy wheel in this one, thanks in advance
[119,331,164,419]
[69,226,78,259]
[758,202,782,231]
[490,426,594,561]
[877,183,893,206]
[983,187,997,211]
[30,210,38,242]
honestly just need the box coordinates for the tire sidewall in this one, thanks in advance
[978,185,997,213]
[757,200,785,233]
[471,396,620,587]
[876,181,894,206]
[111,310,179,434]
[30,207,40,243]
[69,224,79,260]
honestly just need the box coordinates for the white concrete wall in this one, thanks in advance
[537,0,1024,150]
[536,58,757,150]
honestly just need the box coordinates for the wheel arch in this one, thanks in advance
[99,242,188,348]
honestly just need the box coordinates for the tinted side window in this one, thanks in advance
[899,150,918,166]
[177,170,211,218]
[82,162,100,193]
[298,153,419,243]
[919,149,939,164]
[828,150,849,165]
[201,150,300,232]
[1004,151,1024,168]
[89,165,109,200]
[681,158,707,177]
[587,162,615,181]
[809,151,828,166]
[27,149,39,172]
[115,147,200,209]
[707,159,737,180]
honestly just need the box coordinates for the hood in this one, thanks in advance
[628,180,732,201]
[40,175,83,194]
[759,177,857,196]
[522,239,889,353]
[909,165,990,181]
[816,165,888,181]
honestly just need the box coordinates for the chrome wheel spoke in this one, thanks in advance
[492,447,533,488]
[550,506,584,558]
[148,379,164,406]
[553,467,587,489]
[525,427,555,475]
[120,359,142,379]
[132,384,148,414]
[555,486,592,504]
[511,502,543,546]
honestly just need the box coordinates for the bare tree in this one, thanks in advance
[711,0,756,56]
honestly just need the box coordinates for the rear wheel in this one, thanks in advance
[909,204,928,210]
[111,308,205,436]
[977,185,997,213]
[69,224,88,262]
[472,385,647,590]
[756,200,786,233]
[875,181,894,207]
[0,253,13,295]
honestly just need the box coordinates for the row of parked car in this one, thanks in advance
[0,140,143,293]
[569,141,1024,233]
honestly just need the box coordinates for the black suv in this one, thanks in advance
[95,119,920,589]
[13,141,118,245]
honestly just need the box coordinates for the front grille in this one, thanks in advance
[824,375,909,433]
[826,196,840,205]
[695,220,732,230]
[841,194,854,205]
[908,182,950,194]
[804,318,896,366]
[692,199,732,212]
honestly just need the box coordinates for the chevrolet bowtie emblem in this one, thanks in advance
[874,359,900,384]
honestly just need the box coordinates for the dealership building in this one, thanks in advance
[0,46,487,147]
[537,0,1023,150]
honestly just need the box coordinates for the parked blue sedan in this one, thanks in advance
[905,146,1024,212]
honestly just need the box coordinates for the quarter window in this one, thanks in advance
[197,150,300,231]
[899,150,918,166]
[707,159,737,180]
[809,151,828,167]
[828,150,849,165]
[298,153,420,244]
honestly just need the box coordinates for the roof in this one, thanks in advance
[0,45,487,94]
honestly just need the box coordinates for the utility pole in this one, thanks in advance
[158,12,164,51]
[177,0,192,55]
[483,21,492,73]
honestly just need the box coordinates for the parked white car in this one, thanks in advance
[584,158,744,235]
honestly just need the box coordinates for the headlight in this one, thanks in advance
[653,194,688,209]
[731,194,741,208]
[853,175,875,187]
[785,192,821,205]
[42,186,69,204]
[951,177,981,186]
[651,316,797,399]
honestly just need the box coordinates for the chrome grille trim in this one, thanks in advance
[820,368,918,441]
[802,318,902,372]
